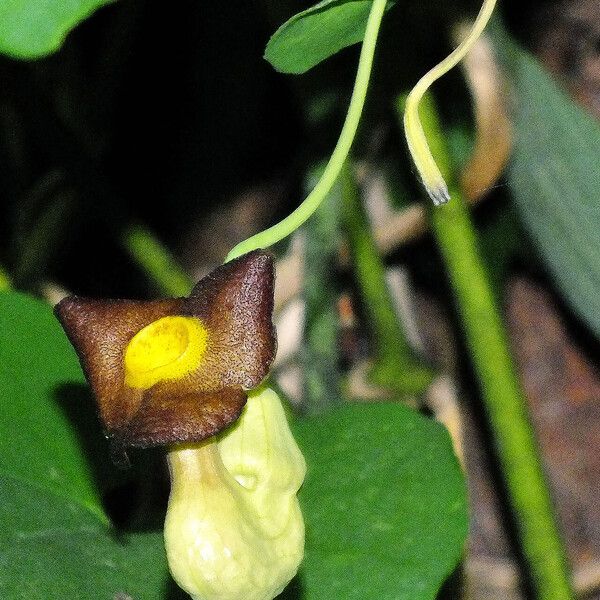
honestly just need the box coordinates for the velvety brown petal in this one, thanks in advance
[55,296,182,431]
[183,250,276,390]
[115,387,246,448]
[54,250,276,454]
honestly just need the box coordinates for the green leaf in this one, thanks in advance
[265,0,396,74]
[0,291,170,598]
[0,292,106,520]
[293,403,467,599]
[0,0,113,59]
[0,476,169,599]
[505,46,600,337]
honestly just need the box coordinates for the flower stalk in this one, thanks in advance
[225,0,387,262]
[399,93,575,600]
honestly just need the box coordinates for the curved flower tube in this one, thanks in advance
[165,386,305,600]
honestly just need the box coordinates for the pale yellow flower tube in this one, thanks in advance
[165,386,306,600]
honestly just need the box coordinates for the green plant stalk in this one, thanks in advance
[14,188,75,289]
[302,165,342,414]
[0,264,11,291]
[122,224,193,297]
[225,0,387,262]
[341,165,434,395]
[399,94,574,599]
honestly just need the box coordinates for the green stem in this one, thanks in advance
[398,94,574,599]
[0,264,12,291]
[225,0,387,262]
[341,165,434,395]
[122,224,193,297]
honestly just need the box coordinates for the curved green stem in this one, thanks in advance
[225,0,387,262]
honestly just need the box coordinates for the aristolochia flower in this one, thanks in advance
[166,386,305,600]
[55,251,306,600]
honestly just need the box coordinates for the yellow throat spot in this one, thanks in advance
[124,316,208,389]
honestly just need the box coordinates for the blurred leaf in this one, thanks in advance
[504,45,600,337]
[0,0,113,59]
[0,291,170,597]
[293,402,467,599]
[265,0,396,74]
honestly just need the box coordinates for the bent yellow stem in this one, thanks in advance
[403,0,497,205]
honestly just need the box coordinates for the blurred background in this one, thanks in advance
[1,0,599,598]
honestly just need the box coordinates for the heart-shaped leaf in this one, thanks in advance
[292,402,467,599]
[0,292,169,598]
[265,0,397,74]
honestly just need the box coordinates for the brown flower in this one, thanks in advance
[55,251,276,453]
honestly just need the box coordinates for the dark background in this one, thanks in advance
[0,0,548,298]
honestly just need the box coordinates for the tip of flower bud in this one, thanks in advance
[427,184,451,206]
[402,0,496,205]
